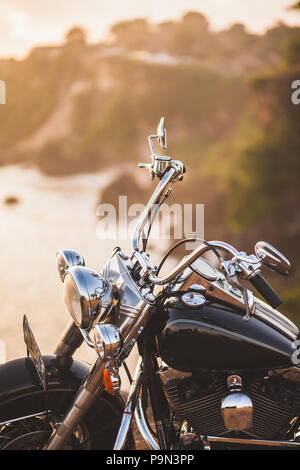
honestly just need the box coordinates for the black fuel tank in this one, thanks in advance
[158,298,299,372]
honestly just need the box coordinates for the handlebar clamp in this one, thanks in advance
[139,157,185,181]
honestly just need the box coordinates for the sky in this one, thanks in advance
[0,0,300,58]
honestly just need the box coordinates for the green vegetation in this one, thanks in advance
[283,30,300,64]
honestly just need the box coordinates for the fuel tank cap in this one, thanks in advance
[181,292,206,307]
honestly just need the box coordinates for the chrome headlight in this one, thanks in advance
[63,266,112,329]
[56,249,85,282]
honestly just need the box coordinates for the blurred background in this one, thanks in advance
[0,0,300,372]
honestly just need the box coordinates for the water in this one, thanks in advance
[0,165,141,387]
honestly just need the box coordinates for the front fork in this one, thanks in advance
[53,319,84,358]
[45,356,105,449]
[44,320,102,449]
[45,319,161,450]
[113,357,143,450]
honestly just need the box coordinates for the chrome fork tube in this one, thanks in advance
[113,357,144,450]
[44,357,105,450]
[53,319,84,358]
[135,397,159,450]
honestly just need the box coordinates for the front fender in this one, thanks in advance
[0,355,134,449]
[0,355,126,416]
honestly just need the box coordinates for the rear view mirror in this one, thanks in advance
[157,117,167,150]
[255,241,291,276]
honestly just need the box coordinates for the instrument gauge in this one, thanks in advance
[190,257,218,281]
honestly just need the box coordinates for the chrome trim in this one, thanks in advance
[255,241,291,276]
[132,167,176,251]
[119,304,139,318]
[0,410,51,427]
[221,376,253,431]
[93,324,122,360]
[64,266,113,329]
[148,241,239,285]
[157,117,167,150]
[227,375,242,389]
[254,298,298,341]
[114,357,143,450]
[181,292,206,307]
[204,435,300,448]
[179,270,254,316]
[180,421,199,449]
[135,398,160,450]
[79,328,94,348]
[56,249,85,282]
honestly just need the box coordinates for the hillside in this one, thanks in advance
[0,12,300,322]
[0,13,298,176]
[0,47,249,176]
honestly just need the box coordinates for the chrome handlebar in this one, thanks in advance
[144,238,284,311]
[130,153,290,311]
[132,166,176,251]
[147,241,240,285]
[132,160,185,251]
[132,158,263,286]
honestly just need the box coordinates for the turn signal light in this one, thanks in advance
[103,368,120,395]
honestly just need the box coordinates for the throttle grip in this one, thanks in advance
[249,273,282,309]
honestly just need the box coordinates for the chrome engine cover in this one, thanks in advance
[221,376,253,431]
[158,365,300,440]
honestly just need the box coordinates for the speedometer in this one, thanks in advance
[190,257,218,281]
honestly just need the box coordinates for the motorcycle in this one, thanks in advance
[0,118,299,450]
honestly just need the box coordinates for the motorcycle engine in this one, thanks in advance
[158,365,300,440]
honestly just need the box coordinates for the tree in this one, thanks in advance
[65,26,87,45]
[110,18,150,50]
[182,11,209,32]
[166,11,213,58]
[283,31,300,64]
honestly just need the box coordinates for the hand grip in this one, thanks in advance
[249,273,282,309]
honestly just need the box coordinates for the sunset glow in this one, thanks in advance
[0,0,300,58]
